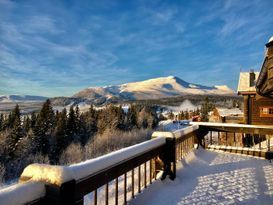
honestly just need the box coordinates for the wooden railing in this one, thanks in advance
[0,125,199,205]
[191,122,273,159]
[2,122,273,205]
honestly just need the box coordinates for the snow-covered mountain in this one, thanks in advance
[73,76,234,102]
[0,95,47,103]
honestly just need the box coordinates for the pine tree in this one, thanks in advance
[52,108,67,162]
[6,105,23,157]
[126,105,137,129]
[23,116,31,133]
[30,112,37,129]
[167,111,175,120]
[67,106,77,139]
[0,113,3,132]
[33,99,55,154]
[84,104,97,135]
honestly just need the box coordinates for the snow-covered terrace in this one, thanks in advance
[1,122,273,205]
[131,148,273,205]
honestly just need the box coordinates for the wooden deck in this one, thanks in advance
[130,148,273,205]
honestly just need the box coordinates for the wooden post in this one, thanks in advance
[160,137,176,180]
[45,180,76,205]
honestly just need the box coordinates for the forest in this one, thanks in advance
[0,100,159,185]
[0,96,216,186]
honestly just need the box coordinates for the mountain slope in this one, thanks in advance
[73,76,234,102]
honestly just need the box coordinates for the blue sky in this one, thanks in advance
[1,0,273,97]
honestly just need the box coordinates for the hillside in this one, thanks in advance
[73,76,234,103]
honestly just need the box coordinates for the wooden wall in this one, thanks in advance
[249,95,273,125]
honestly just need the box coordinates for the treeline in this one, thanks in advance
[166,97,215,121]
[0,100,159,184]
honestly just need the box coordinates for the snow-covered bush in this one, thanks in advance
[59,128,152,165]
[59,143,83,165]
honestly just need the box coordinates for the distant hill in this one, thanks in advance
[73,76,235,104]
[0,95,47,103]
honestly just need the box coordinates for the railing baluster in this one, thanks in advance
[226,132,228,146]
[234,132,236,147]
[115,178,118,205]
[180,142,182,159]
[106,182,109,205]
[138,165,141,193]
[149,159,152,184]
[268,137,270,151]
[210,131,212,145]
[124,172,127,204]
[259,135,261,150]
[153,158,157,180]
[132,169,134,198]
[144,162,147,188]
[94,189,97,205]
[218,131,220,145]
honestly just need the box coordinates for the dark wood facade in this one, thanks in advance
[243,94,273,125]
[238,37,273,125]
[256,38,273,97]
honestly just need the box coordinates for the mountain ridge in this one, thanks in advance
[73,76,235,103]
[0,95,48,103]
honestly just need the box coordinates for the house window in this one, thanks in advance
[260,107,273,117]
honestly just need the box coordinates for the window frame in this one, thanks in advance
[260,106,273,117]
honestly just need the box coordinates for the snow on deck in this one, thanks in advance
[130,149,273,205]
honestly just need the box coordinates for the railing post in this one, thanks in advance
[160,137,176,180]
[45,180,77,205]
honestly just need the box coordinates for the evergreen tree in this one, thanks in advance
[200,97,214,122]
[23,116,31,133]
[30,112,37,129]
[6,105,23,157]
[167,111,175,120]
[126,105,137,129]
[0,114,3,132]
[52,108,67,162]
[33,99,55,154]
[84,105,97,135]
[67,106,77,140]
[185,110,189,120]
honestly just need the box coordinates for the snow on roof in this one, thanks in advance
[237,72,259,93]
[211,107,243,117]
[0,182,45,205]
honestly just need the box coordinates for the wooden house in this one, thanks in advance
[237,37,273,125]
